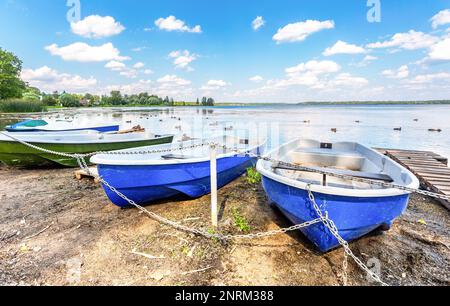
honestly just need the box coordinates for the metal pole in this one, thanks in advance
[210,144,218,227]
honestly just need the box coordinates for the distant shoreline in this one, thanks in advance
[216,100,450,106]
[1,100,450,114]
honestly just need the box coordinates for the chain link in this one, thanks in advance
[306,184,388,286]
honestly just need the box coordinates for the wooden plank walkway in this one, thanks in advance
[376,148,450,210]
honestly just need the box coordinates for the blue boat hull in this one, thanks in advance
[261,176,410,252]
[6,125,120,133]
[98,155,258,207]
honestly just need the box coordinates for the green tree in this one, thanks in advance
[109,90,123,105]
[60,93,80,107]
[0,48,26,100]
[42,94,58,106]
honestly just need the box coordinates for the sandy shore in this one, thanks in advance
[0,166,449,286]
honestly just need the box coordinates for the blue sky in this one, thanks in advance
[1,0,450,102]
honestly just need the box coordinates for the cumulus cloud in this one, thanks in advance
[104,80,152,95]
[428,38,450,61]
[366,30,438,50]
[168,50,198,71]
[45,42,130,62]
[252,16,265,31]
[105,61,126,71]
[330,73,369,87]
[323,40,366,56]
[71,15,125,38]
[133,62,145,69]
[431,9,450,29]
[249,75,264,82]
[408,72,450,84]
[273,20,334,43]
[201,80,230,91]
[285,60,341,77]
[155,16,201,33]
[157,75,191,87]
[382,65,409,79]
[21,66,97,93]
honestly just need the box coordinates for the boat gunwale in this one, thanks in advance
[256,138,420,198]
[6,124,120,132]
[0,134,174,146]
[90,136,266,166]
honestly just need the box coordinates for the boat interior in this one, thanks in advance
[268,139,413,190]
[91,136,263,164]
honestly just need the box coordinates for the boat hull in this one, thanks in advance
[98,155,257,207]
[261,176,410,252]
[0,136,174,167]
[5,125,120,133]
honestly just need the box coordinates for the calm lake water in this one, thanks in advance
[1,104,449,159]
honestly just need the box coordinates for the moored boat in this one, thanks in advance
[90,136,266,207]
[256,139,420,252]
[6,119,119,133]
[0,132,174,167]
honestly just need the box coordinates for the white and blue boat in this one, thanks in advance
[91,136,266,207]
[6,119,119,133]
[256,139,420,252]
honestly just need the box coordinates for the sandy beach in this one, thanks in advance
[1,166,448,286]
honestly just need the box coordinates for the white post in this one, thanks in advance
[210,144,218,227]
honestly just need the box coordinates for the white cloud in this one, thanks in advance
[285,60,341,76]
[249,75,264,82]
[168,50,198,71]
[366,30,438,50]
[104,80,152,95]
[45,42,130,62]
[323,40,366,56]
[143,69,153,75]
[273,20,334,43]
[201,80,230,91]
[330,73,369,87]
[157,75,191,87]
[354,55,378,67]
[105,61,126,71]
[71,15,125,39]
[431,9,450,29]
[119,69,138,79]
[252,16,265,31]
[133,62,145,69]
[408,72,450,84]
[21,66,97,93]
[155,16,202,33]
[382,65,409,79]
[428,38,450,61]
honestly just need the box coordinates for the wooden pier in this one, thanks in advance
[376,148,450,209]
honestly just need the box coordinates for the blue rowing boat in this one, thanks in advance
[256,139,420,252]
[91,136,266,207]
[6,120,119,133]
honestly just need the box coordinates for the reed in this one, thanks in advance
[0,99,47,113]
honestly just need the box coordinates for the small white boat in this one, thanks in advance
[257,139,420,252]
[6,119,119,133]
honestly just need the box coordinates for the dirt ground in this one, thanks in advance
[0,166,449,286]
